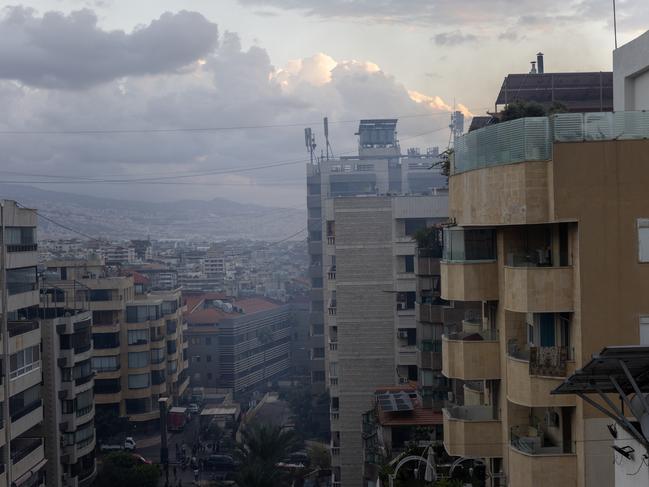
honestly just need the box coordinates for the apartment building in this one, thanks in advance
[325,193,447,486]
[40,305,95,487]
[306,119,447,486]
[306,119,445,396]
[43,259,189,429]
[0,200,47,487]
[184,293,292,396]
[439,110,649,486]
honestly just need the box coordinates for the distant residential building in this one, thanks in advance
[130,240,152,261]
[185,294,291,397]
[43,259,189,430]
[40,305,96,487]
[101,246,135,265]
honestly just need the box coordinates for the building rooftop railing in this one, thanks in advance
[453,111,649,174]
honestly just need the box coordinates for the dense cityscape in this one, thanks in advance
[1,2,649,487]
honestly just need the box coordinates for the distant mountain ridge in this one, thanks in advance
[0,184,306,241]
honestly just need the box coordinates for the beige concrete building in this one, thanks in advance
[0,200,47,487]
[440,112,649,487]
[40,307,96,487]
[43,259,189,428]
[324,193,447,487]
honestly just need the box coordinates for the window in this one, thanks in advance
[61,328,92,352]
[404,219,427,236]
[162,300,178,315]
[639,219,649,262]
[396,292,416,310]
[89,289,112,301]
[5,227,36,245]
[205,337,212,345]
[94,378,120,394]
[329,362,338,377]
[126,305,161,323]
[92,355,119,372]
[128,351,149,369]
[76,389,93,417]
[312,348,325,359]
[207,355,212,362]
[7,267,37,295]
[404,255,415,273]
[128,373,150,389]
[10,384,41,420]
[128,329,149,345]
[93,332,119,349]
[150,348,166,364]
[167,361,178,374]
[62,359,92,383]
[207,373,213,380]
[125,398,149,414]
[193,356,201,363]
[166,320,177,334]
[167,341,177,354]
[10,345,40,380]
[312,371,325,382]
[641,316,649,345]
[151,370,166,385]
[191,337,201,345]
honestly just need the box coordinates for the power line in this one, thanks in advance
[0,112,455,136]
[0,125,449,186]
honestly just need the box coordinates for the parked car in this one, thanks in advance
[205,454,235,472]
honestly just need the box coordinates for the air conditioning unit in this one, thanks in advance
[399,377,409,384]
[397,303,407,311]
[447,392,455,402]
[397,330,409,339]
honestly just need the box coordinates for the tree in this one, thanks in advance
[94,452,160,487]
[500,100,546,122]
[412,227,443,254]
[308,443,330,470]
[94,407,130,442]
[234,422,301,487]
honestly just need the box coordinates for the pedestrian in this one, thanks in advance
[193,468,199,482]
[173,465,177,479]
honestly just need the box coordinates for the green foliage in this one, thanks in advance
[94,452,160,487]
[94,408,130,441]
[308,443,331,470]
[234,422,301,487]
[500,100,546,122]
[413,227,442,254]
[281,386,324,440]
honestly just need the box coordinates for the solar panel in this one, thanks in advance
[376,392,414,412]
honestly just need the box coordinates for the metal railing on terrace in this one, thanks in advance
[453,111,649,174]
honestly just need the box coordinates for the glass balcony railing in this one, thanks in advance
[453,111,649,174]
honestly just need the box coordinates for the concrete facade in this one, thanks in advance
[614,29,649,111]
[325,194,447,487]
[442,120,649,487]
[0,200,47,487]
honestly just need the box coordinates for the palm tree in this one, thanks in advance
[234,422,301,487]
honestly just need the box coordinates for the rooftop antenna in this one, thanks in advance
[304,127,316,164]
[613,0,618,49]
[323,117,333,160]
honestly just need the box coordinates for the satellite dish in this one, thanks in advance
[630,393,649,420]
[640,412,649,440]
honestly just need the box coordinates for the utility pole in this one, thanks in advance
[1,203,12,484]
[159,397,170,482]
[613,0,618,49]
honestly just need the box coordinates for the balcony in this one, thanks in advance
[327,266,336,280]
[7,320,39,338]
[328,301,337,316]
[397,347,417,366]
[509,426,577,487]
[327,236,335,245]
[443,405,502,458]
[503,265,574,312]
[11,437,44,482]
[441,260,498,301]
[506,346,575,407]
[442,329,500,380]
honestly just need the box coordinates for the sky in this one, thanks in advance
[0,0,647,207]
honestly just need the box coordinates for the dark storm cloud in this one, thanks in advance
[0,7,219,89]
[237,0,649,34]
